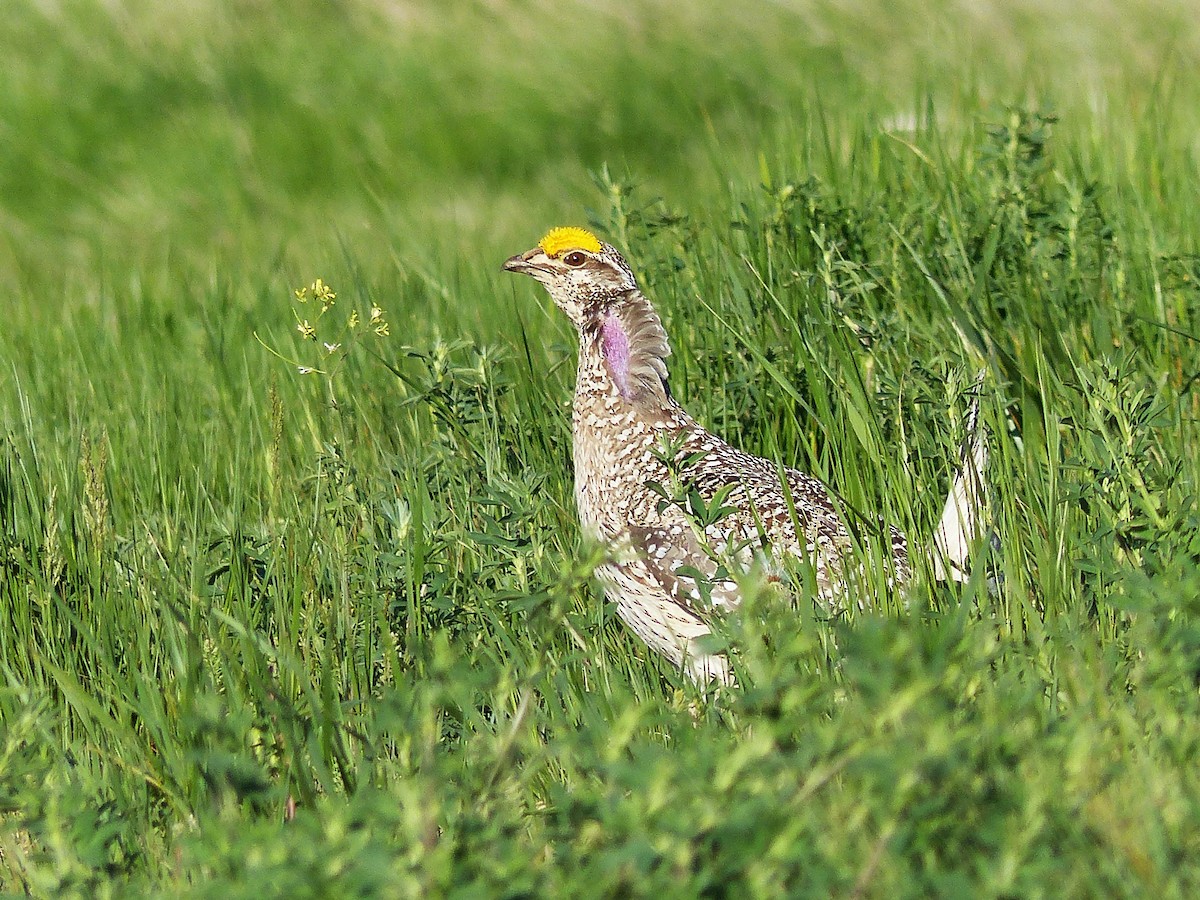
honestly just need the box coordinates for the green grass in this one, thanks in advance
[3,0,1200,895]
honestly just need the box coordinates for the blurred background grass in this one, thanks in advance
[5,0,1199,284]
[2,0,1200,895]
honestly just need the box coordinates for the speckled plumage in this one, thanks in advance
[504,231,979,684]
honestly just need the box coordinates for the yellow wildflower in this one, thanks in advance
[369,305,390,337]
[312,278,336,311]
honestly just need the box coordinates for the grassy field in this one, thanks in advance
[3,0,1200,895]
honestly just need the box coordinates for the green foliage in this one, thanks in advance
[3,0,1200,895]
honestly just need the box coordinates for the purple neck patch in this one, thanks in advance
[600,313,633,399]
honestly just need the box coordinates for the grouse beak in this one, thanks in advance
[502,248,543,276]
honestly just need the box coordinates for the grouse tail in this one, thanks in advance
[931,375,990,582]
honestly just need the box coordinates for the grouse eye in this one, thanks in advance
[563,251,587,267]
